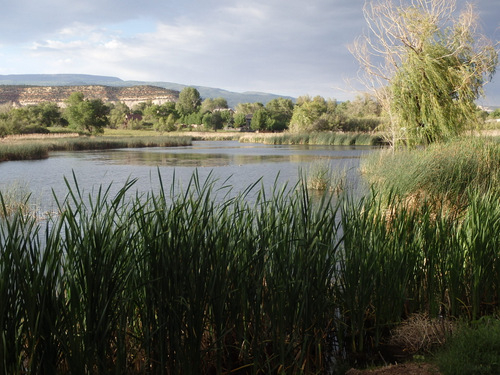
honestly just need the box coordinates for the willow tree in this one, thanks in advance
[351,0,498,146]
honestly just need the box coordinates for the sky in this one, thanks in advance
[0,0,498,104]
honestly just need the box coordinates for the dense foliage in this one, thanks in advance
[0,85,392,137]
[436,318,500,375]
[64,92,110,134]
[0,102,66,137]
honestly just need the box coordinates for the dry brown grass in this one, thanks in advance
[1,133,80,141]
[389,314,455,354]
[184,131,242,140]
[480,129,500,137]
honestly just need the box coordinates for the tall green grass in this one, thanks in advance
[240,132,386,146]
[0,135,192,162]
[47,135,192,151]
[0,143,49,162]
[0,170,499,372]
[0,182,33,218]
[361,136,500,205]
[339,188,500,355]
[435,317,500,375]
[305,159,347,193]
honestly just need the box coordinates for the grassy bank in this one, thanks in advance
[1,169,499,373]
[103,128,243,141]
[361,137,500,209]
[0,135,192,162]
[0,130,386,163]
[240,131,387,146]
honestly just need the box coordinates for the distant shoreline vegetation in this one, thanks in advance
[239,131,387,146]
[1,84,498,150]
[0,130,388,163]
[0,135,192,162]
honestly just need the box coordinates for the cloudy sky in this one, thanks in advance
[0,0,498,104]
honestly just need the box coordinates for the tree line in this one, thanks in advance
[1,0,497,147]
[0,87,387,137]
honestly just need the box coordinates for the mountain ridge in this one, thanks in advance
[0,85,178,108]
[0,74,295,107]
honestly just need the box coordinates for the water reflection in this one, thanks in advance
[0,140,378,212]
[68,141,371,168]
[89,149,325,167]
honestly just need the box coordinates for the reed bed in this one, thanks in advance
[0,143,49,162]
[0,182,33,218]
[3,132,81,140]
[0,171,499,373]
[0,136,192,162]
[183,131,242,141]
[305,159,347,193]
[239,132,386,146]
[361,136,500,208]
[46,135,193,151]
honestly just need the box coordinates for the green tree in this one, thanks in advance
[0,102,66,135]
[265,98,294,131]
[33,102,65,127]
[233,112,246,128]
[234,102,264,115]
[132,101,148,115]
[64,92,109,134]
[220,110,234,128]
[154,113,177,133]
[289,96,329,132]
[351,0,498,146]
[7,103,65,129]
[108,102,130,129]
[181,111,203,127]
[175,87,202,116]
[250,108,274,131]
[201,97,228,113]
[201,111,224,131]
[490,109,500,119]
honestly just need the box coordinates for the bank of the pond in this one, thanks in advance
[1,171,499,374]
[361,136,500,207]
[0,130,385,162]
[240,131,387,146]
[0,135,192,162]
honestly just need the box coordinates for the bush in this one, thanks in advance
[19,125,50,134]
[306,160,346,193]
[435,317,500,375]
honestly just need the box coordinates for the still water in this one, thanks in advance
[0,141,376,212]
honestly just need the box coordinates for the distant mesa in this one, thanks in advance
[0,74,295,108]
[0,85,179,108]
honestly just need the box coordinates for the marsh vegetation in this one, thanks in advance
[0,135,192,162]
[1,134,499,373]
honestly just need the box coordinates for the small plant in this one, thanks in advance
[307,160,332,191]
[435,317,500,375]
[0,182,32,218]
[306,160,346,193]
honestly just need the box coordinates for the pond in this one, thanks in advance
[0,140,377,212]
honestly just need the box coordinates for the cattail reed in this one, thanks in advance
[0,167,498,373]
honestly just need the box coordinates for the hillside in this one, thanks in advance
[0,74,295,107]
[0,85,178,107]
